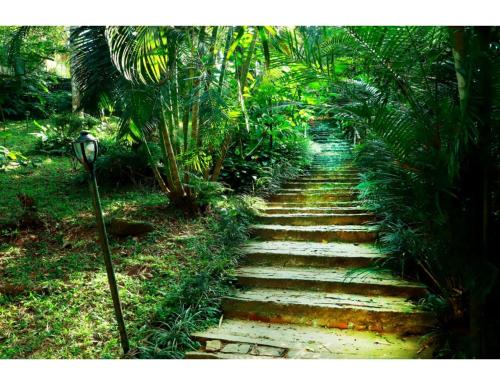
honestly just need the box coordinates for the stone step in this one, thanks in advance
[313,155,351,157]
[188,319,433,358]
[222,288,434,334]
[282,182,358,189]
[185,351,272,359]
[265,201,364,207]
[314,149,351,152]
[304,167,358,171]
[268,192,357,203]
[250,224,378,243]
[235,266,427,298]
[188,126,435,359]
[311,156,353,160]
[307,167,356,171]
[242,240,382,268]
[261,206,368,215]
[314,139,350,143]
[307,164,356,167]
[313,143,344,145]
[300,173,360,179]
[277,188,357,194]
[312,153,351,157]
[312,157,353,160]
[307,169,356,173]
[256,213,374,226]
[297,176,360,182]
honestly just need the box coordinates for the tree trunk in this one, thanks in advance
[168,40,181,154]
[450,27,467,113]
[69,26,81,112]
[159,101,185,197]
[211,130,232,181]
[190,27,206,149]
[218,27,233,94]
[239,30,258,91]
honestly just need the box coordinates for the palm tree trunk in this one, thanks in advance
[212,28,258,180]
[239,30,258,91]
[190,27,206,149]
[206,26,219,87]
[139,130,170,195]
[450,27,467,113]
[159,100,185,197]
[182,102,190,153]
[218,27,233,94]
[179,65,191,153]
[69,27,81,112]
[168,41,181,154]
[211,129,232,181]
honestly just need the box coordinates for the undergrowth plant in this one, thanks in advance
[31,113,101,155]
[136,196,256,358]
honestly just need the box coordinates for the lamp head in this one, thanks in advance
[73,131,99,170]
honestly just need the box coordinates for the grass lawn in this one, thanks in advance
[0,120,249,358]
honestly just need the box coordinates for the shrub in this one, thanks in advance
[31,113,101,155]
[0,145,29,172]
[91,141,157,188]
[0,74,71,120]
[220,130,312,195]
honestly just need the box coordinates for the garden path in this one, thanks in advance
[186,123,434,358]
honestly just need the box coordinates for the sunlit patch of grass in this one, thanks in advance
[0,120,40,152]
[0,226,195,358]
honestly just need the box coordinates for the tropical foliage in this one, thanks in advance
[0,27,70,119]
[1,25,499,358]
[70,26,313,209]
[273,26,500,357]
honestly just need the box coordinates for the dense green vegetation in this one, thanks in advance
[0,119,263,358]
[1,26,499,358]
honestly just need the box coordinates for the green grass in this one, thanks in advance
[0,218,205,358]
[1,119,162,224]
[0,120,252,358]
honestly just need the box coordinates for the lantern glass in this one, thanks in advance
[73,131,99,167]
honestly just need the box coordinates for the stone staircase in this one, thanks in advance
[186,123,435,359]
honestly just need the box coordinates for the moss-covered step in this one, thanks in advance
[312,158,354,163]
[268,192,357,203]
[307,166,359,171]
[222,288,435,334]
[265,201,364,208]
[276,187,358,194]
[261,206,368,214]
[299,174,360,180]
[308,161,356,166]
[296,176,360,182]
[302,168,359,172]
[282,181,358,189]
[186,319,433,359]
[250,224,378,242]
[242,240,382,267]
[306,168,356,173]
[235,266,427,297]
[256,213,374,226]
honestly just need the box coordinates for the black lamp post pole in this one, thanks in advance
[88,165,130,355]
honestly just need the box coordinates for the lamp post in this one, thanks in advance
[73,131,130,355]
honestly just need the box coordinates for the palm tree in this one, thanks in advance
[296,26,500,357]
[70,26,273,209]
